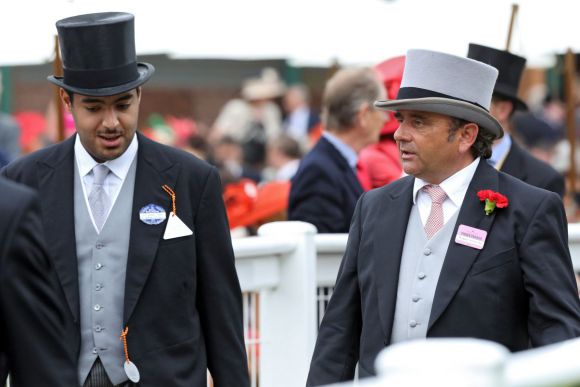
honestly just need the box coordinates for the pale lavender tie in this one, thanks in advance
[422,184,447,239]
[88,164,111,232]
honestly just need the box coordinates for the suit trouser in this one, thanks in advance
[83,358,136,387]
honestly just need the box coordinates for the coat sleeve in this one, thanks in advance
[519,191,580,345]
[194,167,250,387]
[306,194,364,386]
[0,186,77,387]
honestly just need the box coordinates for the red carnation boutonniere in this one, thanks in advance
[477,190,508,215]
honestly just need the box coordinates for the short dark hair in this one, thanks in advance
[448,117,494,159]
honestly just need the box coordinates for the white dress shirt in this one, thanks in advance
[74,134,139,232]
[413,157,480,226]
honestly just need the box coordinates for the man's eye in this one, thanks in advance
[85,106,99,112]
[117,104,130,110]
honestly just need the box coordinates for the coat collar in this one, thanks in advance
[374,160,500,340]
[36,135,80,321]
[317,136,363,196]
[373,176,415,341]
[428,159,499,329]
[35,133,180,324]
[123,133,180,324]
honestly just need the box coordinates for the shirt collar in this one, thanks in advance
[489,133,511,167]
[322,131,358,169]
[413,157,481,205]
[74,133,139,179]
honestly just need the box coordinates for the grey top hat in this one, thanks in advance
[47,12,154,97]
[375,49,503,139]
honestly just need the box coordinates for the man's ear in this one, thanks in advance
[59,88,72,111]
[458,122,479,154]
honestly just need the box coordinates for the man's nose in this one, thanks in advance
[103,108,120,129]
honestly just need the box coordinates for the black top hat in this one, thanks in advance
[467,43,527,111]
[47,12,154,96]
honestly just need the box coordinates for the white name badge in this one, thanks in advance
[139,204,167,225]
[163,213,193,240]
[455,224,487,250]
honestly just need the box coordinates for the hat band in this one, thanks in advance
[397,87,488,112]
[63,62,139,89]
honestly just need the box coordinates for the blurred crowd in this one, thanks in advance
[0,59,579,236]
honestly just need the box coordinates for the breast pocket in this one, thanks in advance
[469,247,516,277]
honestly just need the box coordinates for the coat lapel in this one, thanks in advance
[37,136,80,322]
[374,177,414,341]
[123,134,180,325]
[428,160,499,330]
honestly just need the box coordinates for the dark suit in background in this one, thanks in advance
[1,133,249,386]
[307,161,580,385]
[289,136,363,233]
[501,140,565,197]
[0,177,77,386]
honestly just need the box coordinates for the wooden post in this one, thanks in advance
[505,4,519,52]
[53,35,66,142]
[564,49,577,210]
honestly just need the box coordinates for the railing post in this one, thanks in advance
[258,221,318,387]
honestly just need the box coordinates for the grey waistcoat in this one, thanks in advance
[74,158,136,386]
[390,204,459,344]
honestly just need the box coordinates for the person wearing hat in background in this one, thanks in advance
[0,177,77,386]
[288,68,386,233]
[307,49,580,386]
[1,12,249,387]
[210,68,285,171]
[467,43,565,197]
[357,56,405,190]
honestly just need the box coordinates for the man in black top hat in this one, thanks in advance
[2,12,249,387]
[468,43,565,197]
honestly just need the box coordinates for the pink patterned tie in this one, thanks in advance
[422,184,447,239]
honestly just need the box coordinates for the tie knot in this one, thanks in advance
[92,164,110,186]
[422,184,447,204]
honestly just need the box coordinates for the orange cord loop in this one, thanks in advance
[120,326,130,364]
[162,185,177,215]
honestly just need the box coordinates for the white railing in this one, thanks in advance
[321,337,580,387]
[234,221,580,387]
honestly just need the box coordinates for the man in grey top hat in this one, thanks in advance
[2,12,249,387]
[306,49,580,386]
[467,43,565,197]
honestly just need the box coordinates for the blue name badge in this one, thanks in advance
[139,204,167,225]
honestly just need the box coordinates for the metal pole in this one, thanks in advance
[53,35,66,142]
[564,49,577,209]
[505,4,519,52]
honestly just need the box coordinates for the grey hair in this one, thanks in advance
[322,68,383,133]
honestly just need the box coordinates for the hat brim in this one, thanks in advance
[47,62,155,97]
[374,97,504,139]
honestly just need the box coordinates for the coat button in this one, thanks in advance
[409,320,418,328]
[95,243,105,249]
[95,325,103,332]
[95,283,103,291]
[412,296,420,302]
[418,272,426,280]
[423,248,431,256]
[94,304,102,311]
[95,263,103,270]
